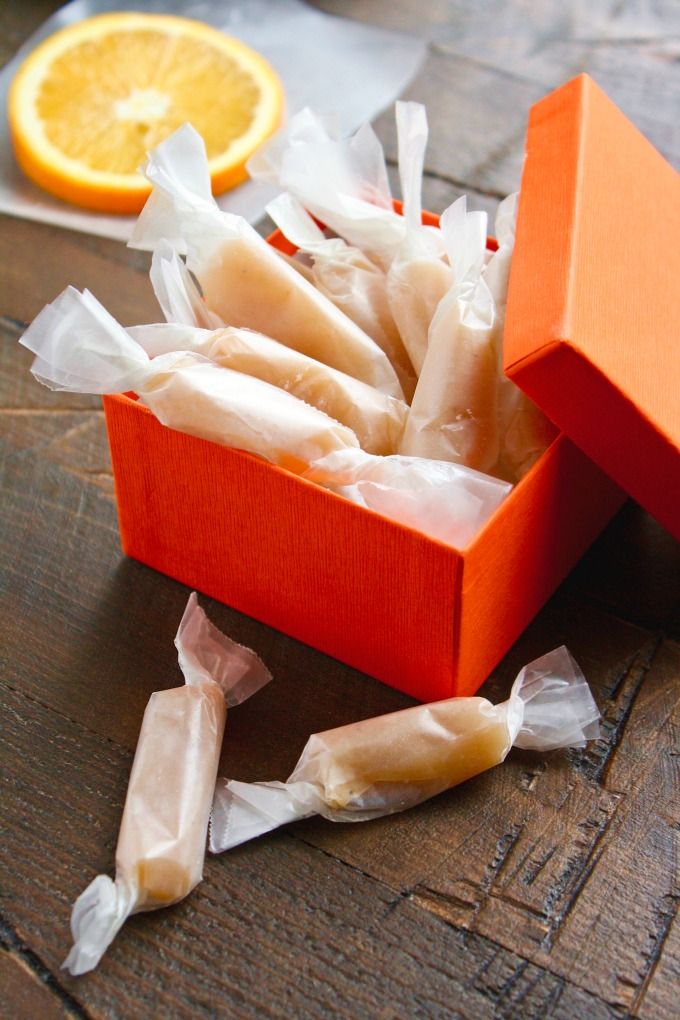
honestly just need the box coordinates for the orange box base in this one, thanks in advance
[104,78,650,701]
[103,393,623,701]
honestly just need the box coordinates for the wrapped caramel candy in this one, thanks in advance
[20,287,361,473]
[130,124,404,399]
[134,323,408,457]
[399,274,501,472]
[265,193,417,400]
[385,103,453,376]
[63,594,271,975]
[21,287,512,547]
[399,197,502,472]
[251,102,451,379]
[144,244,409,454]
[304,448,510,549]
[210,647,599,850]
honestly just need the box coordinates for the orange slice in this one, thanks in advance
[8,12,284,214]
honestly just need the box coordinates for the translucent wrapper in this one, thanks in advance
[145,244,409,454]
[19,287,361,473]
[304,448,511,548]
[400,197,501,472]
[247,107,410,266]
[400,277,501,472]
[210,647,599,850]
[129,124,404,398]
[21,287,512,546]
[484,194,554,481]
[385,103,452,376]
[266,193,417,400]
[63,593,272,975]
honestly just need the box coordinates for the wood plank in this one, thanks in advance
[0,0,62,69]
[317,1,680,188]
[1,682,627,1020]
[0,215,157,328]
[0,949,79,1020]
[320,635,676,1016]
[1,321,102,412]
[0,406,113,497]
[372,47,545,198]
[636,910,680,1020]
[549,637,680,1015]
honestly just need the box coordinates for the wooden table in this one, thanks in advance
[2,3,679,1018]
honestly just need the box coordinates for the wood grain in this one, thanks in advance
[0,949,79,1020]
[2,683,631,1020]
[1,1,679,1018]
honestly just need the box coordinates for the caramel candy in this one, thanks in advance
[296,696,511,811]
[265,193,417,400]
[131,125,404,399]
[386,253,453,375]
[400,277,502,473]
[22,288,511,547]
[62,594,271,975]
[132,316,409,456]
[210,648,600,850]
[114,681,227,909]
[138,356,360,471]
[21,288,361,473]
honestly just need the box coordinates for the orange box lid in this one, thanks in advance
[504,73,680,540]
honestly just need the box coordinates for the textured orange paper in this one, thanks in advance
[505,74,680,541]
[103,393,621,700]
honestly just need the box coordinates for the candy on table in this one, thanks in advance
[63,593,272,975]
[210,647,600,851]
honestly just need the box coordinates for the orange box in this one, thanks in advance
[103,74,678,702]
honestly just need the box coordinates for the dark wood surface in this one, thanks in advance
[2,3,679,1018]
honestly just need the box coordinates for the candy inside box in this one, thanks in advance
[103,74,679,702]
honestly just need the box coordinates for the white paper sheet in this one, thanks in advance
[0,0,425,241]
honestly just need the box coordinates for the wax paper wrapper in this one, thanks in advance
[384,103,452,376]
[20,287,511,546]
[129,124,404,398]
[0,0,425,241]
[399,194,500,471]
[211,647,599,850]
[248,106,412,267]
[401,280,500,473]
[144,243,409,454]
[63,593,272,975]
[20,286,361,472]
[304,449,510,549]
